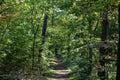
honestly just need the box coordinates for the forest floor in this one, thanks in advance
[47,58,69,80]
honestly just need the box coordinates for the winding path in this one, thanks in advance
[48,58,69,80]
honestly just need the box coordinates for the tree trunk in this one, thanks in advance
[42,14,48,44]
[38,14,48,64]
[88,48,92,74]
[116,3,120,80]
[32,31,35,70]
[98,13,108,80]
[67,34,70,58]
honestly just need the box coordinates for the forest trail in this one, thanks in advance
[47,58,69,80]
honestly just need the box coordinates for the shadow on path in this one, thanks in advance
[47,58,69,80]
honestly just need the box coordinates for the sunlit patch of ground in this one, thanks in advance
[47,58,69,80]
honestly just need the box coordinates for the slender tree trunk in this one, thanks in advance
[38,14,48,63]
[32,32,35,70]
[116,3,120,80]
[51,0,54,26]
[88,48,92,74]
[67,45,70,58]
[87,18,93,77]
[98,13,108,80]
[42,14,48,44]
[31,14,35,70]
[67,34,70,58]
[55,47,59,58]
[31,1,36,71]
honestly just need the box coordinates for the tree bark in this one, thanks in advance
[98,12,108,80]
[37,14,48,67]
[42,14,48,44]
[116,3,120,80]
[67,34,70,58]
[87,48,93,77]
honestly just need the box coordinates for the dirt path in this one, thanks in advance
[48,58,69,80]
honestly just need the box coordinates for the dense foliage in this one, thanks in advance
[0,0,119,80]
